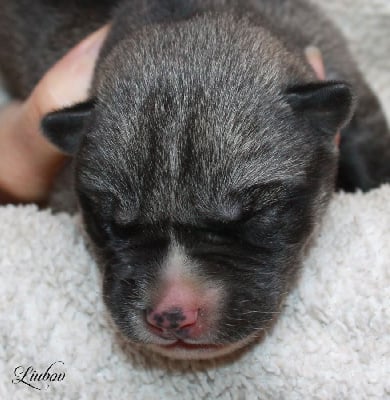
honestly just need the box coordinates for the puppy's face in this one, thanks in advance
[42,21,353,359]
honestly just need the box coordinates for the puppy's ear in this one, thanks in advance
[41,99,95,155]
[286,81,355,136]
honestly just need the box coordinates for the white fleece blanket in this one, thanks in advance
[1,1,389,399]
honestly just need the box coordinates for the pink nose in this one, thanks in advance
[146,307,198,338]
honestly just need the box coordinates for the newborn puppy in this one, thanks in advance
[1,0,389,360]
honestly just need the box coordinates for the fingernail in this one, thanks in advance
[305,45,326,80]
[34,25,110,112]
[304,45,322,60]
[66,25,109,61]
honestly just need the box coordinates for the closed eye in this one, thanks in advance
[106,222,170,252]
[108,221,141,239]
[202,231,232,245]
[191,225,236,246]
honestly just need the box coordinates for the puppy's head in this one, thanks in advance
[42,17,354,359]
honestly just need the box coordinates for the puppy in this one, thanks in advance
[1,0,389,360]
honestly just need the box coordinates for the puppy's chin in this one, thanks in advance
[145,335,257,361]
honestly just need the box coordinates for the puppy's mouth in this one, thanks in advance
[146,336,256,360]
[162,341,223,351]
[147,341,227,360]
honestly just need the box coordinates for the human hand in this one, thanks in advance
[305,45,341,146]
[0,25,108,204]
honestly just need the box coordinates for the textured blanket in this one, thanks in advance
[1,1,389,399]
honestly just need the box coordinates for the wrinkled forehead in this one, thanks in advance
[78,94,309,225]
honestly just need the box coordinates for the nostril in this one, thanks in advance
[145,309,165,329]
[146,307,198,332]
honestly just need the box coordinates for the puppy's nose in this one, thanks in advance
[145,274,221,340]
[146,307,198,337]
[145,280,202,339]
